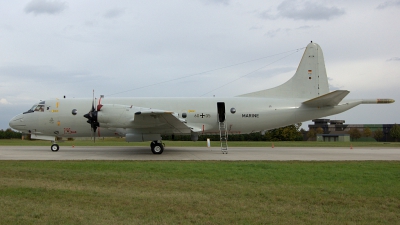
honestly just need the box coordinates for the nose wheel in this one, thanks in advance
[150,141,164,154]
[51,144,59,152]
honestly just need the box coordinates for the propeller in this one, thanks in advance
[83,90,101,142]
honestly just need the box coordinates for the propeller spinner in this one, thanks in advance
[83,91,102,140]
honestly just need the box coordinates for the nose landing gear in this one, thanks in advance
[51,143,59,152]
[150,141,164,154]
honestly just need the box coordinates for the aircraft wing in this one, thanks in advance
[133,110,193,133]
[302,90,350,107]
[98,104,194,133]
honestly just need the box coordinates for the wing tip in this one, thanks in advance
[362,99,395,104]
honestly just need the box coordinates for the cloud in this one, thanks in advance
[0,64,94,86]
[24,0,67,15]
[266,28,282,38]
[0,98,10,105]
[265,25,317,37]
[386,57,400,61]
[261,0,345,21]
[201,0,230,5]
[377,0,400,9]
[249,25,263,30]
[260,10,278,20]
[103,9,125,19]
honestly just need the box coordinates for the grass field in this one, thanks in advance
[1,138,400,148]
[1,139,399,224]
[0,161,399,224]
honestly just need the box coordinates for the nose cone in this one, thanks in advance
[9,114,25,131]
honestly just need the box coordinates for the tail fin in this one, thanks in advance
[238,42,329,99]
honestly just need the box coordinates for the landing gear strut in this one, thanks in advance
[51,143,59,152]
[150,141,164,154]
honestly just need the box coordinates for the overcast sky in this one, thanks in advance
[1,0,399,130]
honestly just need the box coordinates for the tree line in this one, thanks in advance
[306,124,400,142]
[0,129,22,139]
[347,124,400,141]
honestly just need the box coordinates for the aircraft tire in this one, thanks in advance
[151,143,164,154]
[51,144,59,152]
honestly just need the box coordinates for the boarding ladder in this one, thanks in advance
[219,122,228,154]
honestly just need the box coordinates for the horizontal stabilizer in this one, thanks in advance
[302,90,350,107]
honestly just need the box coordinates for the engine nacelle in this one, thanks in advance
[97,104,139,128]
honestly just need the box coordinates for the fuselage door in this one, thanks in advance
[217,102,225,122]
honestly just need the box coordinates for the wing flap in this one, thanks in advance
[302,90,350,107]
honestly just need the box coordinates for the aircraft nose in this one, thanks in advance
[9,114,25,130]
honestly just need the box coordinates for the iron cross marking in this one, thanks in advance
[200,113,205,118]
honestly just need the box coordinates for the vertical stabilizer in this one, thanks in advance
[238,42,329,99]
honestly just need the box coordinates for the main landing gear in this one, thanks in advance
[150,140,164,154]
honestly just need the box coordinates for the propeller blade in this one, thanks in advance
[91,90,95,112]
[84,90,100,143]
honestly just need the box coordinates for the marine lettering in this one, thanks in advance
[241,114,259,118]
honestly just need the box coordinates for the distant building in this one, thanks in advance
[308,119,395,142]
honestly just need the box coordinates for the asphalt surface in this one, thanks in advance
[1,146,400,160]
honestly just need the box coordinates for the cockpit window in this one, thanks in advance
[30,105,37,111]
[23,102,46,114]
[35,105,45,112]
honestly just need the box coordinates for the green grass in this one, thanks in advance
[0,161,399,224]
[1,138,400,147]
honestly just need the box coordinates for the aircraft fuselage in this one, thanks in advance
[10,96,360,139]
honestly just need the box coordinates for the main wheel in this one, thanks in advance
[151,143,164,154]
[51,144,59,152]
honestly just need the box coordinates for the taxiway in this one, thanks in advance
[0,146,399,160]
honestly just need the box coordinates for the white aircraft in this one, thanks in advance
[9,42,394,154]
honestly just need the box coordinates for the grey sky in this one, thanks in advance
[1,0,399,130]
[376,0,400,9]
[261,0,345,20]
[24,0,67,15]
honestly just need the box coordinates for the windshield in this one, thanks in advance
[23,101,46,114]
[34,105,45,112]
